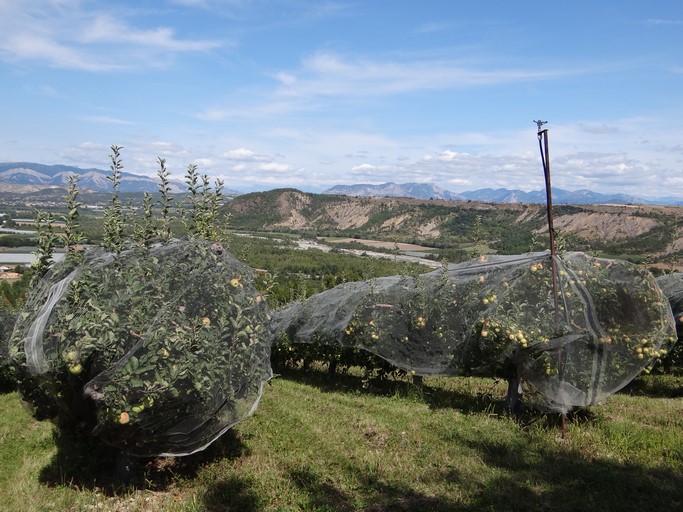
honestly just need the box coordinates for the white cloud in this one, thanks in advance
[59,141,111,167]
[274,51,591,99]
[1,33,122,72]
[195,50,597,123]
[350,163,378,173]
[0,1,223,71]
[275,72,297,86]
[437,150,469,161]
[447,178,473,187]
[81,15,221,52]
[147,141,190,158]
[193,158,213,167]
[81,115,135,125]
[35,112,683,197]
[237,173,310,188]
[259,162,292,172]
[56,140,196,177]
[222,148,267,161]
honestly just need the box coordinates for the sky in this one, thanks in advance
[1,0,682,196]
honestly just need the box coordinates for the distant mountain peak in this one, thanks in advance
[323,182,463,201]
[0,162,243,195]
[322,182,682,206]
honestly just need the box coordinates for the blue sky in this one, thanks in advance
[1,0,682,195]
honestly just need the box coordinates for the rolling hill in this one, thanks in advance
[226,189,683,265]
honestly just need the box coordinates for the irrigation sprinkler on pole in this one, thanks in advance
[535,121,555,257]
[534,120,559,325]
[534,120,566,434]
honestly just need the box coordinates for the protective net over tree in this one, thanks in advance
[656,273,683,333]
[0,306,17,353]
[5,239,272,457]
[654,272,683,370]
[0,306,18,385]
[274,252,676,413]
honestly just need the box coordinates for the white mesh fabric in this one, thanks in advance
[6,239,272,456]
[274,252,676,413]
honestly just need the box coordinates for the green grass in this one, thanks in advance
[1,372,681,511]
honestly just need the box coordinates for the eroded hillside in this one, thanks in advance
[226,189,683,264]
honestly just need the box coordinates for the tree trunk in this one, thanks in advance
[505,376,522,414]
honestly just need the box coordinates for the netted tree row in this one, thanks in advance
[654,272,683,372]
[274,252,677,413]
[2,244,679,456]
[4,239,272,456]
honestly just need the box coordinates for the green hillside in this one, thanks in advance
[226,190,683,267]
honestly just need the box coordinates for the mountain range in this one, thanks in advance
[323,182,683,206]
[2,162,682,206]
[0,162,188,194]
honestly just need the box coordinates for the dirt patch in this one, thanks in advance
[543,212,659,241]
[418,218,441,238]
[272,191,312,229]
[515,206,542,224]
[324,201,372,229]
[325,238,435,252]
[381,213,412,230]
[667,226,683,252]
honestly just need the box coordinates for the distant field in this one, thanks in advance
[322,237,438,252]
[0,252,64,265]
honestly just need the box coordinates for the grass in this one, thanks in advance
[0,370,681,511]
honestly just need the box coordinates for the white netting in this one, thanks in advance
[274,252,676,412]
[6,239,272,456]
[656,272,683,331]
[3,245,678,456]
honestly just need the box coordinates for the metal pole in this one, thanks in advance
[534,123,560,327]
[534,120,566,435]
[540,130,556,257]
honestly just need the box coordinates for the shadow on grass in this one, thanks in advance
[202,475,263,512]
[0,379,16,395]
[274,365,508,416]
[288,467,460,512]
[447,434,683,512]
[0,366,18,394]
[274,366,601,431]
[38,427,249,496]
[283,437,682,512]
[620,374,683,398]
